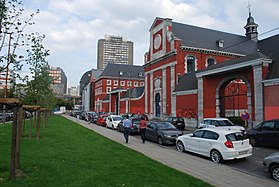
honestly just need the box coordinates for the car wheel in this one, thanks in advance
[270,164,279,182]
[250,138,257,147]
[176,141,185,152]
[157,136,163,145]
[210,150,223,163]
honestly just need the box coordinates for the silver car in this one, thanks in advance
[263,152,279,182]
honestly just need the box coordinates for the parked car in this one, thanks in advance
[247,119,279,148]
[145,121,183,145]
[91,114,99,124]
[263,152,279,182]
[86,111,96,122]
[0,113,5,123]
[176,128,252,163]
[106,115,123,129]
[96,114,110,126]
[79,111,87,120]
[117,116,142,134]
[199,118,245,132]
[163,117,185,130]
[54,110,63,115]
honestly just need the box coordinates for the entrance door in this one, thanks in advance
[220,79,247,122]
[155,93,161,117]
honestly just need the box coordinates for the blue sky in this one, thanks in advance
[20,0,279,87]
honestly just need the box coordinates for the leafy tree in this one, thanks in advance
[56,98,74,110]
[21,34,55,109]
[0,0,39,97]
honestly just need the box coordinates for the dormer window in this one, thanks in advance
[206,58,216,67]
[138,72,143,77]
[217,40,224,48]
[186,56,195,73]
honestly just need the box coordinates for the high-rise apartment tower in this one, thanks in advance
[48,66,67,96]
[97,35,133,69]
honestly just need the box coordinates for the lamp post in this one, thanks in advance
[119,70,131,114]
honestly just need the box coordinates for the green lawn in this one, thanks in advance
[0,115,212,187]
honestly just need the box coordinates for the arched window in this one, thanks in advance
[187,56,195,73]
[207,58,216,67]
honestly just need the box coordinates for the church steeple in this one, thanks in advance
[244,2,258,41]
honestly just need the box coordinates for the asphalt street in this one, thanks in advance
[129,130,278,181]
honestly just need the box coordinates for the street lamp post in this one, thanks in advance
[119,70,131,114]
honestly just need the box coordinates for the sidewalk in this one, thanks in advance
[64,115,278,187]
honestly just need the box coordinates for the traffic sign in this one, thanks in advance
[241,112,250,121]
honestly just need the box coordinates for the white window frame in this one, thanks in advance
[107,87,111,93]
[121,81,125,86]
[107,80,111,85]
[114,80,118,86]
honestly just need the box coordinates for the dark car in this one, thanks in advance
[117,117,142,134]
[91,114,99,124]
[163,117,185,130]
[145,121,183,145]
[263,152,279,182]
[247,119,279,148]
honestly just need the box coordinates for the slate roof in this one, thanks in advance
[258,34,279,80]
[92,69,103,80]
[172,21,258,55]
[174,73,197,92]
[98,63,144,80]
[121,87,144,99]
[102,86,144,101]
[79,70,92,91]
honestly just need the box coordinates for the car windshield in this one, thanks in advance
[173,118,183,122]
[157,122,176,130]
[112,117,123,121]
[218,120,235,126]
[132,118,141,124]
[226,132,248,141]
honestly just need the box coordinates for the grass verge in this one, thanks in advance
[0,115,212,187]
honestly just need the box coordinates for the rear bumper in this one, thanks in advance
[222,147,253,160]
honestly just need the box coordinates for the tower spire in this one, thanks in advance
[244,1,258,41]
[247,1,251,17]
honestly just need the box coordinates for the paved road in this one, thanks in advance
[130,128,278,181]
[64,115,278,187]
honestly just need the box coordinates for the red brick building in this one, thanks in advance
[144,14,279,128]
[94,63,145,114]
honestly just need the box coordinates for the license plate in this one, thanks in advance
[239,150,248,155]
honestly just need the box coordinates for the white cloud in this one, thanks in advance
[20,0,279,87]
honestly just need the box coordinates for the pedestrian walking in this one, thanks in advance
[123,115,132,143]
[138,116,147,143]
[86,113,90,124]
[76,113,79,121]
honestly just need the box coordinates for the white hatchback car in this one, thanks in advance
[176,128,252,163]
[199,118,245,132]
[106,115,123,129]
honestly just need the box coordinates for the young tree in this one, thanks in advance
[0,0,39,97]
[22,34,56,109]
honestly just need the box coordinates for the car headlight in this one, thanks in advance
[164,134,171,138]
